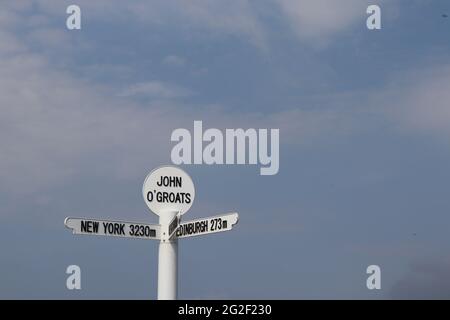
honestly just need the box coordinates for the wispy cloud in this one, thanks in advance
[374,64,450,139]
[22,0,397,49]
[163,54,186,67]
[31,0,268,48]
[163,55,186,67]
[118,81,193,99]
[277,0,364,41]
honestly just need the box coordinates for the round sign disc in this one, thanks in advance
[142,166,195,216]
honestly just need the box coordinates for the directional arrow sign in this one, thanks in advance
[175,212,239,239]
[64,217,161,240]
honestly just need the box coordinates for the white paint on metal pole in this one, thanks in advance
[64,217,161,240]
[142,166,195,217]
[158,209,178,300]
[175,212,239,239]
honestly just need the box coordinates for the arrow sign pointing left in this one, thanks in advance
[64,217,161,240]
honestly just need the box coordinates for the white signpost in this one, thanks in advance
[64,165,239,300]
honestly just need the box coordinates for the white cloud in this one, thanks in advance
[0,2,378,198]
[0,43,356,198]
[276,0,387,44]
[374,65,450,138]
[3,0,446,200]
[163,55,186,67]
[0,54,169,194]
[118,81,193,99]
[4,0,397,50]
[0,31,26,54]
[28,0,267,48]
[27,27,72,50]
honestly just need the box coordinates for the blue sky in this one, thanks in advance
[1,0,450,299]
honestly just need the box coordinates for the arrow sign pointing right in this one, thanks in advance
[174,212,239,239]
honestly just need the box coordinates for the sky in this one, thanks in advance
[1,0,450,299]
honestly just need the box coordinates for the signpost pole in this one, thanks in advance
[157,209,178,300]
